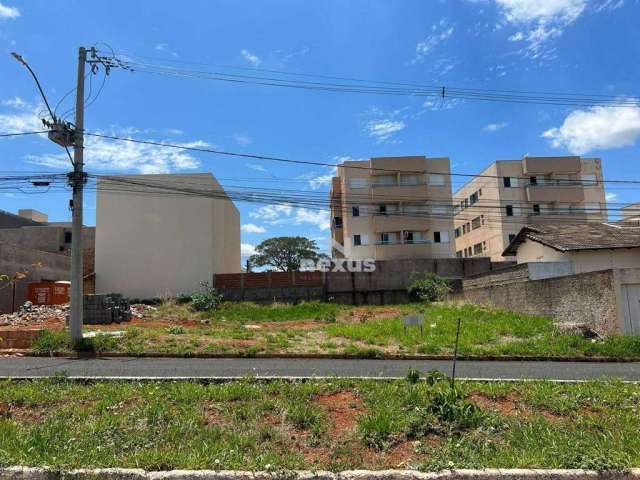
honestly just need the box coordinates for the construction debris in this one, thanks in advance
[130,304,157,319]
[0,301,68,327]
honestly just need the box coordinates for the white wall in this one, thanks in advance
[95,174,240,299]
[516,239,640,274]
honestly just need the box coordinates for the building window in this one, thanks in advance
[505,205,514,216]
[584,202,600,214]
[473,243,483,255]
[432,205,448,215]
[334,217,343,228]
[353,234,361,246]
[471,216,481,230]
[400,174,421,185]
[469,192,479,204]
[64,231,72,243]
[466,222,471,232]
[532,204,540,215]
[433,231,449,243]
[462,224,467,234]
[352,206,360,217]
[372,174,396,186]
[503,177,511,188]
[508,233,516,243]
[481,214,485,225]
[456,250,463,258]
[454,227,461,238]
[348,178,367,189]
[478,188,482,197]
[530,176,537,185]
[429,174,445,186]
[405,231,414,243]
[378,204,387,215]
[581,173,597,186]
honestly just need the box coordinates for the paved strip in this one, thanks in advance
[1,357,640,380]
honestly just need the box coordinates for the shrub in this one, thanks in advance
[32,329,71,353]
[167,326,187,335]
[407,272,451,303]
[175,293,192,304]
[190,282,223,312]
[425,369,448,385]
[406,368,421,384]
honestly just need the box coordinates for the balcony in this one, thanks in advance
[372,214,428,232]
[525,184,585,203]
[522,156,581,175]
[373,242,433,259]
[370,184,430,199]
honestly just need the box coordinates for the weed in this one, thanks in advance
[406,368,421,384]
[358,409,396,450]
[167,326,187,335]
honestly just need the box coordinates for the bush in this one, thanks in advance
[406,368,421,384]
[190,282,223,312]
[32,329,72,353]
[408,272,451,303]
[167,326,187,335]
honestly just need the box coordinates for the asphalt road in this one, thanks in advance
[0,357,639,380]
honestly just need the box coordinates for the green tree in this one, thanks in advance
[248,236,324,272]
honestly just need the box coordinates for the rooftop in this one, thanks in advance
[503,222,640,256]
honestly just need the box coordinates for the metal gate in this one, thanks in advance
[622,284,640,334]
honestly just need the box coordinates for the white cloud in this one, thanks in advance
[249,203,329,230]
[303,166,337,190]
[233,132,252,146]
[241,223,266,233]
[154,43,167,51]
[0,2,19,19]
[0,97,44,133]
[493,0,587,59]
[542,103,640,154]
[241,243,256,257]
[411,21,455,64]
[294,208,330,230]
[240,49,261,67]
[483,121,509,132]
[605,192,619,202]
[247,163,268,173]
[365,119,406,142]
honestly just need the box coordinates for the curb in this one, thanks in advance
[1,467,640,480]
[18,351,640,363]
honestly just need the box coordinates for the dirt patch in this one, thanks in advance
[203,403,227,427]
[256,320,322,331]
[468,392,562,422]
[315,390,365,437]
[0,401,44,422]
[341,307,403,323]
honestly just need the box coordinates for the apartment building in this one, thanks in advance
[330,156,455,260]
[453,156,606,261]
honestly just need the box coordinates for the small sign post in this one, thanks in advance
[403,314,424,335]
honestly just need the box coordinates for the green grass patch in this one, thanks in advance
[0,378,637,471]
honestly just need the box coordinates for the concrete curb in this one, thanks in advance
[20,351,640,363]
[1,468,640,480]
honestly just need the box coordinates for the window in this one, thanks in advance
[466,222,471,232]
[404,231,414,243]
[584,202,600,214]
[454,227,461,238]
[471,216,481,230]
[530,176,537,185]
[581,173,597,186]
[532,204,540,215]
[462,224,467,234]
[473,243,483,255]
[353,234,361,246]
[352,206,360,217]
[505,205,514,216]
[372,174,396,186]
[503,176,511,188]
[378,204,387,215]
[432,205,448,215]
[433,231,449,243]
[64,231,72,243]
[334,216,343,228]
[456,250,463,258]
[481,214,485,225]
[478,188,482,197]
[469,192,479,204]
[379,232,397,245]
[429,174,445,186]
[400,174,421,185]
[348,178,367,189]
[508,233,516,243]
[404,204,427,214]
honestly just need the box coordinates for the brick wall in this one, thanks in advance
[452,268,619,334]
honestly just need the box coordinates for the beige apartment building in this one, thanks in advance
[453,156,607,261]
[330,156,455,260]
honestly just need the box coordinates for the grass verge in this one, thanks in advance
[0,377,637,471]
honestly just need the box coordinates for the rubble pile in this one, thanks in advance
[0,301,68,327]
[130,304,157,319]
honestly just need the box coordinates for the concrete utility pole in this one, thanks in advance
[69,46,87,342]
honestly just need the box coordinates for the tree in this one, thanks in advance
[248,236,324,272]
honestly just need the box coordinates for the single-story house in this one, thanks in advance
[503,223,640,274]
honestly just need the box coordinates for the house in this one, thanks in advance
[330,156,455,260]
[95,173,240,300]
[453,156,606,261]
[503,223,640,274]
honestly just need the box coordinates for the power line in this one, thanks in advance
[0,130,49,138]
[85,132,640,185]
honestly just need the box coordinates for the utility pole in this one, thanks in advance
[69,46,87,342]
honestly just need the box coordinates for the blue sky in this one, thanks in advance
[1,0,639,261]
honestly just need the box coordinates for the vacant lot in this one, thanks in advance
[31,301,640,358]
[0,378,637,471]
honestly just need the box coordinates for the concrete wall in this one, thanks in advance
[0,243,70,313]
[95,173,240,300]
[0,225,95,255]
[453,264,622,334]
[516,241,640,274]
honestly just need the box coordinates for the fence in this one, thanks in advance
[214,258,513,305]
